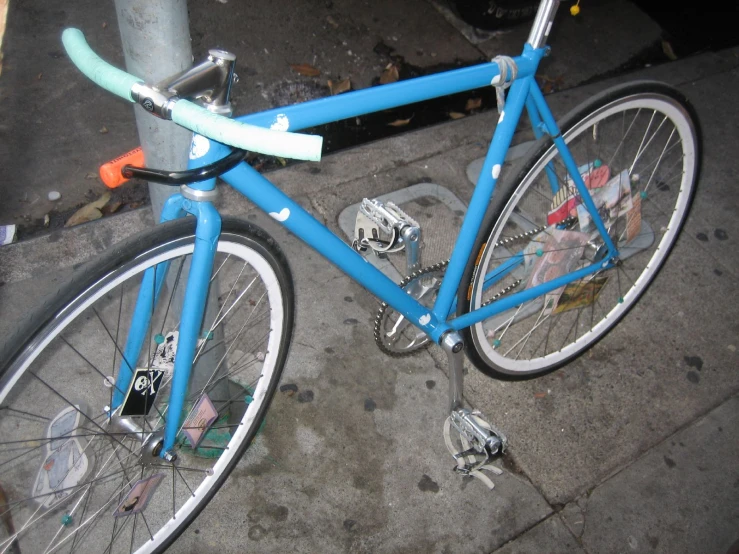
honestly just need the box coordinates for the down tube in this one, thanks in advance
[220,157,451,343]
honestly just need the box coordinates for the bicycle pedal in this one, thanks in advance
[443,409,506,490]
[353,198,420,255]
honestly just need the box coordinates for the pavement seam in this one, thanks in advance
[569,390,739,512]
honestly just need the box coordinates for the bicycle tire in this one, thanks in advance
[458,81,701,379]
[452,0,538,31]
[0,217,294,553]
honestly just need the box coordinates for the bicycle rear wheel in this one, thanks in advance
[459,81,701,379]
[0,217,294,553]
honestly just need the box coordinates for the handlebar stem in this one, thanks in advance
[131,49,238,119]
[158,50,237,115]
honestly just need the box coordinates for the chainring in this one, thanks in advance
[374,261,448,356]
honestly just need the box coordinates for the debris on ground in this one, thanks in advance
[290,63,321,77]
[0,224,16,246]
[328,78,351,95]
[379,62,399,84]
[65,192,111,227]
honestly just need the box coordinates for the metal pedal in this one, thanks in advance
[444,408,506,490]
[353,198,424,274]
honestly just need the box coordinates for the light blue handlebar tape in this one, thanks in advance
[171,101,323,162]
[62,28,141,102]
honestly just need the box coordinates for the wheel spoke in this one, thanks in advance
[468,87,698,376]
[0,222,291,552]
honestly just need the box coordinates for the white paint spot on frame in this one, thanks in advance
[419,314,431,326]
[492,164,501,179]
[269,208,290,222]
[270,114,290,131]
[189,135,210,159]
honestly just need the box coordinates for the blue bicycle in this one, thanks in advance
[0,0,700,551]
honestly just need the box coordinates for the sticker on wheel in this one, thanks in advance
[181,394,219,449]
[113,474,165,517]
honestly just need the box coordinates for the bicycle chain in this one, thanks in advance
[374,260,448,357]
[373,222,554,356]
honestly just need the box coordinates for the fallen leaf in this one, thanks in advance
[88,191,111,210]
[99,126,108,134]
[661,39,678,61]
[43,214,50,227]
[328,78,351,95]
[37,72,43,80]
[537,75,564,94]
[448,111,466,120]
[102,21,108,29]
[65,205,103,227]
[290,63,320,77]
[387,116,412,127]
[326,15,339,28]
[85,172,98,180]
[533,392,547,399]
[465,97,482,111]
[276,157,287,166]
[379,63,399,84]
[101,201,123,216]
[127,201,143,209]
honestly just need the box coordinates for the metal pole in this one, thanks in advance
[113,0,192,220]
[114,1,229,421]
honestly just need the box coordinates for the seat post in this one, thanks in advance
[527,0,561,49]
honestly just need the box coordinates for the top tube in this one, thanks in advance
[236,51,542,132]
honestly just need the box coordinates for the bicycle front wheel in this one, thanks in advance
[459,81,701,379]
[0,217,294,553]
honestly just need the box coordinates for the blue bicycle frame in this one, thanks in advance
[113,8,620,457]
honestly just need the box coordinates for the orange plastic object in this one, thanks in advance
[99,147,144,188]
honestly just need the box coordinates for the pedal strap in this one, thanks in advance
[443,416,502,490]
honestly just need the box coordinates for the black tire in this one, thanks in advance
[452,0,539,31]
[0,217,294,553]
[457,81,701,380]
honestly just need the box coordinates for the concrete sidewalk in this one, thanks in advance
[1,45,738,553]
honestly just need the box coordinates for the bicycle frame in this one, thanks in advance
[112,0,620,456]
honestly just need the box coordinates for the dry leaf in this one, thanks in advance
[328,78,351,95]
[448,111,466,120]
[37,72,43,80]
[379,63,399,85]
[290,63,320,77]
[99,126,108,134]
[101,201,123,216]
[538,75,564,94]
[533,392,547,399]
[326,15,339,28]
[661,39,678,61]
[102,21,108,29]
[276,157,287,166]
[465,98,482,111]
[87,192,111,210]
[387,116,412,127]
[65,205,103,227]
